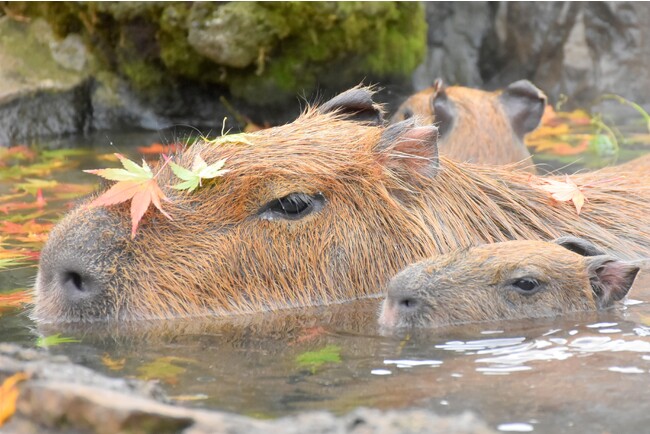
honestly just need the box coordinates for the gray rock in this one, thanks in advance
[0,344,496,434]
[0,17,92,145]
[413,2,491,90]
[187,3,278,69]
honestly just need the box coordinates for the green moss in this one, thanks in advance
[227,2,427,104]
[25,1,427,106]
[120,58,166,91]
[157,4,210,80]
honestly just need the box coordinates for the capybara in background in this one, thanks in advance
[35,87,650,323]
[379,237,641,329]
[391,79,546,172]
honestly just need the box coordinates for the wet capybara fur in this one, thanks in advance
[391,79,546,171]
[35,87,650,323]
[380,237,641,329]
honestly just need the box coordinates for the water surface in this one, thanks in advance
[1,128,650,434]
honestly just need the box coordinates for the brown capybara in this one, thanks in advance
[391,79,546,171]
[379,237,641,329]
[34,87,650,323]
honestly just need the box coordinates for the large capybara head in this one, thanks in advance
[379,237,641,329]
[390,79,546,170]
[34,87,444,323]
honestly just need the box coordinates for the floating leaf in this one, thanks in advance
[0,290,32,310]
[170,154,229,192]
[137,142,182,155]
[0,372,28,426]
[535,175,586,214]
[85,154,172,238]
[15,179,58,195]
[36,333,81,347]
[0,145,36,165]
[101,354,126,371]
[137,356,195,385]
[295,345,341,373]
[1,220,53,235]
[41,149,92,159]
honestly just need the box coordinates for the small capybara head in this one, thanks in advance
[390,79,546,169]
[379,237,641,329]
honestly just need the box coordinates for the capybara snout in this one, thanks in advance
[380,238,641,329]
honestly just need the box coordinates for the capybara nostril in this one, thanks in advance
[60,270,100,301]
[397,296,419,311]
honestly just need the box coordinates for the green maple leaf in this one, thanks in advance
[170,154,229,192]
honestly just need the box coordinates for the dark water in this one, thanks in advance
[2,129,650,433]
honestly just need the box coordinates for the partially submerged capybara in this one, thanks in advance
[35,87,650,323]
[391,79,546,171]
[379,237,641,329]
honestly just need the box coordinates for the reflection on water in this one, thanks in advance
[0,271,648,433]
[1,130,650,433]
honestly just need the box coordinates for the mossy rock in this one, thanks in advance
[12,2,427,107]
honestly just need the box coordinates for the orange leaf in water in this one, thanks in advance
[1,220,53,235]
[137,142,182,155]
[101,353,126,371]
[0,372,28,426]
[0,189,46,214]
[0,290,32,309]
[535,175,586,214]
[85,154,172,238]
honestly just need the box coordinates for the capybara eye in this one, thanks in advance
[258,192,325,221]
[401,108,413,119]
[512,278,540,294]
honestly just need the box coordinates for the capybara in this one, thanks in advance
[34,87,650,323]
[379,237,641,329]
[391,79,546,171]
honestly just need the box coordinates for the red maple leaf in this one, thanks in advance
[84,154,172,238]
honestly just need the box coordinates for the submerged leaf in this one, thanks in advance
[36,333,81,347]
[295,345,342,373]
[0,290,32,309]
[0,372,28,426]
[137,142,183,155]
[137,356,195,384]
[101,354,126,371]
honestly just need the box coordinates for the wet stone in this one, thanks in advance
[0,344,496,434]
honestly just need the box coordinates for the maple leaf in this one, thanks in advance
[0,372,28,426]
[137,142,182,155]
[536,175,586,214]
[84,154,172,238]
[169,154,229,192]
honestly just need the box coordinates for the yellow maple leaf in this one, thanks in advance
[101,354,126,371]
[0,372,28,426]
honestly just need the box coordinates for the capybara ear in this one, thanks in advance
[554,236,608,257]
[430,88,455,139]
[375,120,440,180]
[432,78,444,93]
[498,80,547,138]
[319,86,384,125]
[586,256,640,308]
